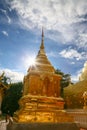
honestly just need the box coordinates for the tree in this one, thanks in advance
[1,82,23,116]
[0,72,10,114]
[55,69,71,97]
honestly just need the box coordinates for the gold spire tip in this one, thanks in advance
[42,27,44,37]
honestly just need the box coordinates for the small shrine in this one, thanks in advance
[15,29,73,123]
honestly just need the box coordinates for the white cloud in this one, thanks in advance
[71,69,82,83]
[6,0,87,45]
[71,62,75,65]
[71,75,79,83]
[0,68,24,83]
[6,14,11,24]
[76,33,87,49]
[2,31,8,36]
[0,8,11,24]
[79,61,87,81]
[59,48,87,60]
[0,8,6,13]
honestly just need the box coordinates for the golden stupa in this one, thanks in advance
[15,29,73,123]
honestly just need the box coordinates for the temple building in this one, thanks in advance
[64,61,87,109]
[15,29,73,122]
[23,29,61,98]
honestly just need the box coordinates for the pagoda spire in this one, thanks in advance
[30,27,55,73]
[40,27,44,49]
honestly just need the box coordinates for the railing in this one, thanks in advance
[66,109,87,129]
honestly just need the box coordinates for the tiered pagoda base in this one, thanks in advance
[14,95,74,123]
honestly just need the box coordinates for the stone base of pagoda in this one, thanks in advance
[14,110,74,123]
[14,95,74,123]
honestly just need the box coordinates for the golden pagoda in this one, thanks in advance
[15,29,73,123]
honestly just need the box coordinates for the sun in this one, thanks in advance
[22,55,36,69]
[29,57,36,66]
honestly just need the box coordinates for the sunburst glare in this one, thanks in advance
[22,54,36,69]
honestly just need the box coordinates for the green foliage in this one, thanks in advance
[55,69,71,97]
[0,73,11,99]
[1,76,11,85]
[1,82,23,116]
[0,73,10,88]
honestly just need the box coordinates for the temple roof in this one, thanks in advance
[28,29,55,73]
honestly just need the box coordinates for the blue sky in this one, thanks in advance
[0,0,87,83]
